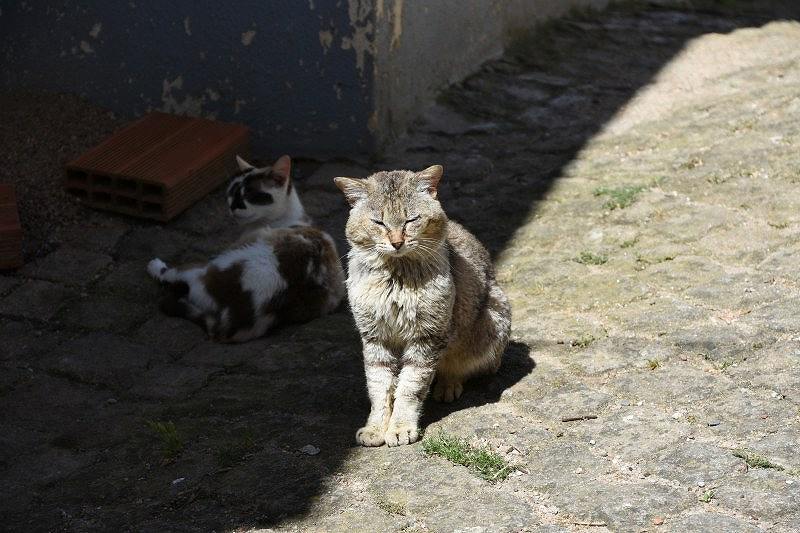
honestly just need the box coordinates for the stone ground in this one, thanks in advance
[2,1,800,531]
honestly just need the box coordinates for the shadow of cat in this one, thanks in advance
[421,340,535,428]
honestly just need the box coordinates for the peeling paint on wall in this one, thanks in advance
[241,30,256,46]
[390,0,403,50]
[2,1,376,156]
[341,0,375,75]
[319,30,333,53]
[161,75,213,118]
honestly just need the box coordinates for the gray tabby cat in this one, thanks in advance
[334,165,511,447]
[148,155,345,342]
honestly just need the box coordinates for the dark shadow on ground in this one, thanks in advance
[422,341,535,428]
[2,1,800,531]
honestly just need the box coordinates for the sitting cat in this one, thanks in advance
[334,165,511,447]
[147,155,345,343]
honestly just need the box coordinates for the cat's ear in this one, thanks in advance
[271,155,291,186]
[333,177,368,206]
[236,155,254,172]
[416,165,443,199]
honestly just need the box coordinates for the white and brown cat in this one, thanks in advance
[148,155,345,342]
[334,165,511,447]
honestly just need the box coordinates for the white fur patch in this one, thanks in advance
[147,258,168,280]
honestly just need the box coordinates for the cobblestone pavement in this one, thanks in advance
[2,2,800,531]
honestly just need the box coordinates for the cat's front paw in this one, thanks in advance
[433,380,463,403]
[356,425,386,447]
[384,422,420,447]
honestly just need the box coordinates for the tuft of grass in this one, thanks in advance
[768,221,789,229]
[593,184,647,210]
[620,237,639,249]
[571,333,596,349]
[718,359,734,371]
[574,251,608,265]
[216,429,258,468]
[374,493,407,516]
[680,156,704,170]
[732,449,784,471]
[635,253,676,270]
[699,489,715,503]
[422,431,516,482]
[647,359,660,370]
[146,420,184,460]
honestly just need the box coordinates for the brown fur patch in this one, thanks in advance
[202,262,255,339]
[264,227,338,324]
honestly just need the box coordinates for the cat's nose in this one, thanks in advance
[390,240,403,250]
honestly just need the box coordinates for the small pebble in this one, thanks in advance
[697,481,705,487]
[589,439,596,446]
[671,411,683,420]
[106,398,118,404]
[786,480,794,485]
[652,516,664,526]
[300,444,320,456]
[574,467,583,474]
[171,477,185,486]
[620,400,631,406]
[707,420,721,427]
[636,400,643,406]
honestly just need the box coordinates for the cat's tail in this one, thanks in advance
[147,258,175,282]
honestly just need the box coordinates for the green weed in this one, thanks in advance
[422,431,516,482]
[574,251,608,265]
[145,420,184,460]
[593,184,647,210]
[732,449,784,471]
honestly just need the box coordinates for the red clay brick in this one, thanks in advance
[0,184,23,270]
[64,112,250,221]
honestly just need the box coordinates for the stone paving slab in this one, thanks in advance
[2,1,800,532]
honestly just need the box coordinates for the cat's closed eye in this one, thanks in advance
[371,219,386,227]
[405,215,420,224]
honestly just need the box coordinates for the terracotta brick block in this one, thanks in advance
[64,112,250,221]
[0,183,23,270]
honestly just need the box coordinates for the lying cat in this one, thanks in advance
[334,165,511,447]
[147,155,345,342]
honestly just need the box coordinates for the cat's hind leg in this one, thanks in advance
[147,259,211,333]
[434,283,511,403]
